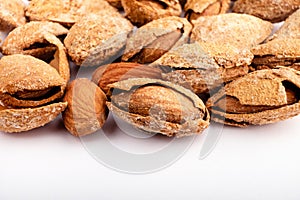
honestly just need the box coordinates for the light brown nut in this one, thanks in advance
[0,0,26,31]
[251,39,300,70]
[0,54,67,108]
[185,0,230,21]
[107,78,210,137]
[1,21,68,60]
[232,0,300,23]
[152,43,249,95]
[64,13,133,67]
[0,102,67,133]
[62,78,108,137]
[191,13,274,49]
[92,62,162,94]
[268,8,300,41]
[25,0,118,26]
[121,0,182,26]
[122,16,192,64]
[206,67,300,127]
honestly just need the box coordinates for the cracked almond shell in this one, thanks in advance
[152,43,249,94]
[64,13,133,67]
[62,78,108,137]
[107,78,210,137]
[206,67,300,127]
[1,21,68,60]
[185,0,230,21]
[121,0,182,26]
[0,54,67,108]
[0,0,26,31]
[25,0,118,26]
[0,102,67,133]
[122,16,192,64]
[251,39,300,70]
[232,0,300,23]
[268,8,300,41]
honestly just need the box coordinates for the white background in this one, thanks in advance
[0,115,300,200]
[1,0,300,199]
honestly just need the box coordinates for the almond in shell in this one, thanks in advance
[0,0,26,31]
[122,16,192,64]
[1,21,68,61]
[107,78,210,137]
[206,67,300,127]
[121,0,182,26]
[25,0,118,26]
[152,43,249,95]
[64,13,133,67]
[232,0,300,23]
[0,54,68,108]
[185,0,230,21]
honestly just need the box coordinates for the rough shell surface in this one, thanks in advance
[121,0,182,26]
[185,0,230,21]
[1,21,68,58]
[268,9,300,41]
[25,0,118,25]
[191,13,274,49]
[0,102,67,133]
[0,54,65,108]
[0,0,26,31]
[107,78,210,137]
[64,13,133,67]
[206,67,300,127]
[232,0,300,23]
[122,16,192,63]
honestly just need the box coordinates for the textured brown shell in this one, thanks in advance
[121,0,182,26]
[0,54,65,108]
[64,13,133,67]
[122,16,192,63]
[0,102,67,133]
[107,78,210,137]
[252,39,300,58]
[197,42,254,68]
[185,0,230,21]
[62,78,108,137]
[151,43,220,70]
[0,0,26,31]
[152,43,249,94]
[191,13,273,49]
[44,33,70,88]
[268,8,300,41]
[232,0,300,23]
[1,21,68,59]
[206,67,300,127]
[25,0,118,26]
[251,39,300,70]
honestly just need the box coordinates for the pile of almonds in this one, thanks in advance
[0,0,300,137]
